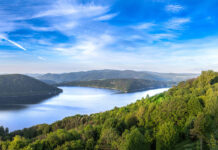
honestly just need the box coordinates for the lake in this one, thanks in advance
[0,87,169,132]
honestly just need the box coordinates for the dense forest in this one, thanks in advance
[0,74,62,104]
[57,79,173,93]
[36,69,197,83]
[0,71,217,150]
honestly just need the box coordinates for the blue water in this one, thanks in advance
[0,87,168,131]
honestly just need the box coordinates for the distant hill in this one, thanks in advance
[0,74,62,104]
[35,70,198,83]
[40,79,57,85]
[58,79,174,93]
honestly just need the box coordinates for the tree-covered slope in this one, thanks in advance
[36,69,197,83]
[58,79,173,93]
[0,71,217,150]
[0,74,62,104]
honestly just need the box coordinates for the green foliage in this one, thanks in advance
[156,121,178,148]
[8,135,28,150]
[55,140,84,150]
[85,138,95,150]
[0,71,217,150]
[208,134,217,150]
[97,128,119,149]
[120,128,149,150]
[187,96,203,115]
[125,114,138,128]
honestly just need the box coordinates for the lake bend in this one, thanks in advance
[0,87,169,131]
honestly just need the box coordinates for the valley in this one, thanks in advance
[0,71,217,150]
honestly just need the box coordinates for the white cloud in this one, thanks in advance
[0,9,30,33]
[0,21,16,33]
[38,56,46,60]
[0,1,113,35]
[54,34,114,57]
[30,26,54,32]
[95,13,117,21]
[2,35,218,73]
[30,1,111,35]
[1,0,218,74]
[165,4,184,13]
[33,1,108,18]
[150,33,176,40]
[132,23,155,30]
[165,18,190,30]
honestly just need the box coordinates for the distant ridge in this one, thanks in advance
[57,78,173,93]
[35,69,198,84]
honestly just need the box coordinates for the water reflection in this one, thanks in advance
[0,94,61,111]
[0,87,168,131]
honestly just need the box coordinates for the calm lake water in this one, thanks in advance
[0,87,169,132]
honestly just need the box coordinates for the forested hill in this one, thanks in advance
[57,79,173,93]
[0,71,217,150]
[36,70,197,83]
[0,74,62,103]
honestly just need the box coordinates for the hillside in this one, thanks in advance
[58,79,173,93]
[0,74,62,104]
[0,71,217,150]
[35,70,197,83]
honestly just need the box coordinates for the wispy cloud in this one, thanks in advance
[29,1,112,35]
[165,18,190,30]
[54,34,114,57]
[29,26,54,32]
[51,35,218,73]
[0,0,218,73]
[33,1,108,18]
[95,13,118,21]
[38,56,46,60]
[0,35,26,51]
[165,4,184,13]
[132,23,155,30]
[0,9,31,33]
[150,33,176,40]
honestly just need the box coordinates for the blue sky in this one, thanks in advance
[0,0,218,73]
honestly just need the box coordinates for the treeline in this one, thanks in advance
[0,71,217,150]
[57,78,173,93]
